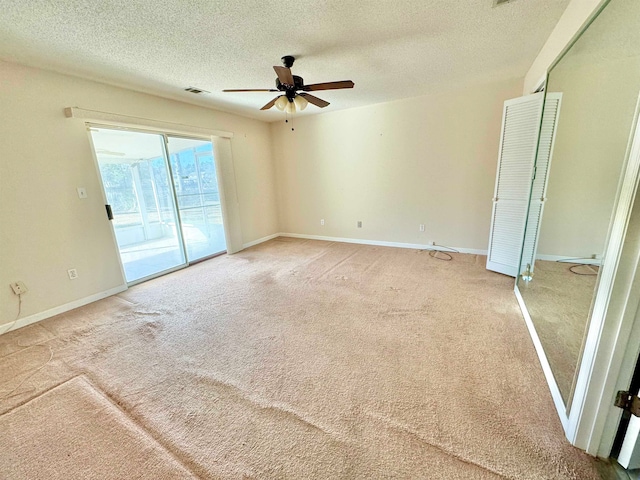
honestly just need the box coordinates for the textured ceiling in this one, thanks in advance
[0,0,570,122]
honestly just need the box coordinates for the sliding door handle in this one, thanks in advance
[105,204,113,221]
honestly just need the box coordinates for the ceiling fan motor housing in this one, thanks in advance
[276,76,305,101]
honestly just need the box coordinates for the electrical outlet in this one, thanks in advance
[320,219,325,226]
[77,187,87,199]
[357,221,362,228]
[419,224,425,232]
[10,281,28,295]
[68,269,78,280]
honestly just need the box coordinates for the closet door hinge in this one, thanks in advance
[615,391,640,417]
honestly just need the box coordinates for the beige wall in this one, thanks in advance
[523,0,606,94]
[520,0,640,258]
[538,59,640,257]
[0,61,279,324]
[272,77,523,251]
[533,0,640,259]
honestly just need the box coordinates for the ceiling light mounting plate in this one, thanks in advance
[184,86,210,95]
[281,55,295,68]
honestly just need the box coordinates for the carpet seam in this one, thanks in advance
[0,374,85,416]
[306,246,364,283]
[194,370,516,479]
[3,373,206,478]
[365,411,515,480]
[194,372,346,440]
[0,343,47,361]
[79,375,205,480]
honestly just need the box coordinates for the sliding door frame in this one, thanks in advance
[86,129,130,286]
[86,123,230,285]
[163,133,229,264]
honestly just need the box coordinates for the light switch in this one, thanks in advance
[77,187,87,199]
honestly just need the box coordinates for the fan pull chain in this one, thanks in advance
[285,112,295,131]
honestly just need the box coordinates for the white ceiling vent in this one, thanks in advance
[184,87,210,95]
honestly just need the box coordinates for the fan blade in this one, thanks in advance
[299,93,330,108]
[273,66,294,86]
[302,80,354,91]
[260,97,279,110]
[223,89,278,92]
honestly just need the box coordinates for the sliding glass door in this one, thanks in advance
[90,127,226,284]
[167,136,227,261]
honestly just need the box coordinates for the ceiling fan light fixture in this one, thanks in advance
[275,95,288,111]
[223,56,352,112]
[285,100,296,114]
[293,95,308,111]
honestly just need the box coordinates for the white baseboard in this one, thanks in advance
[242,233,280,249]
[0,284,128,335]
[238,233,598,265]
[536,254,602,265]
[278,233,488,255]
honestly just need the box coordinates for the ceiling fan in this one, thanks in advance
[223,56,354,113]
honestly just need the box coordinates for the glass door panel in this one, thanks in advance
[167,137,227,261]
[90,128,187,283]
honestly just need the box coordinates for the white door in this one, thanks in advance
[519,93,563,277]
[487,93,545,277]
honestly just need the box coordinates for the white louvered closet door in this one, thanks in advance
[486,93,544,277]
[520,93,562,276]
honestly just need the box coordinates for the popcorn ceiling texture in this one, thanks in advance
[0,238,605,479]
[0,0,569,121]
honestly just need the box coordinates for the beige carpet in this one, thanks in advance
[0,376,194,479]
[0,238,608,479]
[518,260,599,402]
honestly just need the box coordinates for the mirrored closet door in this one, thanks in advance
[515,0,640,413]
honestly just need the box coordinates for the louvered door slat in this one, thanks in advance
[486,93,544,277]
[520,93,563,274]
